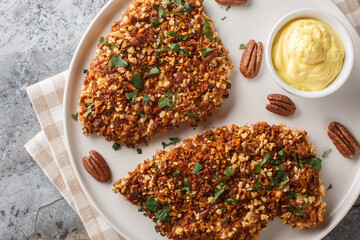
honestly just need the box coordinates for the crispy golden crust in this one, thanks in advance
[78,0,233,147]
[113,122,326,240]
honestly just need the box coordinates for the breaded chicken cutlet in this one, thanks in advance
[113,122,326,240]
[78,0,234,147]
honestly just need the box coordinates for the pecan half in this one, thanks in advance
[82,150,112,182]
[266,94,296,117]
[328,122,360,159]
[215,0,247,5]
[239,40,263,78]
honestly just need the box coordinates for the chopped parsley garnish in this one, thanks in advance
[179,47,190,56]
[239,43,246,50]
[166,31,181,39]
[169,11,182,15]
[297,157,322,171]
[246,182,263,192]
[201,18,213,41]
[224,166,235,177]
[158,91,178,111]
[224,217,229,224]
[173,0,191,11]
[226,198,241,207]
[84,103,94,117]
[99,36,111,48]
[176,19,181,22]
[134,109,146,119]
[152,18,159,27]
[173,167,180,177]
[126,89,139,103]
[109,54,128,68]
[137,148,142,154]
[83,69,88,74]
[226,6,231,11]
[221,16,227,21]
[162,137,179,149]
[327,184,333,190]
[322,148,332,158]
[156,36,162,46]
[213,186,225,201]
[112,143,121,151]
[132,70,142,88]
[155,47,170,52]
[170,43,180,53]
[180,178,192,193]
[143,94,150,106]
[192,162,203,174]
[155,5,166,18]
[156,205,171,223]
[200,48,214,57]
[186,113,196,119]
[254,153,271,173]
[71,112,78,121]
[278,149,286,161]
[145,197,159,212]
[149,66,160,75]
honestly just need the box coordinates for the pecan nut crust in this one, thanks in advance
[82,150,112,182]
[239,39,264,78]
[266,93,296,117]
[215,0,247,5]
[328,122,360,159]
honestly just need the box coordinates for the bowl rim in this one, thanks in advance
[265,8,354,98]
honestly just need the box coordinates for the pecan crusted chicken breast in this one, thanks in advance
[78,0,234,147]
[113,122,326,239]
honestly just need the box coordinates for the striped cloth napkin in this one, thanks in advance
[24,1,360,239]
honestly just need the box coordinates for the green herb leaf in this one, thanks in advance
[307,158,322,171]
[126,89,139,103]
[156,205,171,223]
[239,43,246,49]
[137,148,142,154]
[186,113,196,119]
[226,198,241,207]
[174,0,191,11]
[200,48,214,57]
[71,113,78,121]
[217,176,226,185]
[226,5,231,11]
[201,18,213,41]
[295,206,305,216]
[132,70,142,88]
[143,94,150,106]
[155,5,166,18]
[221,16,227,21]
[158,91,178,111]
[180,178,192,193]
[278,149,286,161]
[192,162,203,174]
[254,153,271,173]
[173,167,180,177]
[224,217,229,224]
[112,143,121,151]
[99,36,111,48]
[166,31,181,39]
[84,103,94,117]
[170,43,180,53]
[156,36,162,46]
[224,166,235,177]
[109,54,128,68]
[247,182,262,191]
[145,197,159,212]
[327,183,333,190]
[322,148,332,158]
[179,47,190,57]
[213,186,225,201]
[162,137,179,149]
[134,109,146,119]
[152,18,159,27]
[169,11,182,15]
[149,66,160,75]
[83,69,88,74]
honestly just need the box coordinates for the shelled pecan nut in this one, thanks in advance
[266,94,296,117]
[328,122,360,159]
[82,150,112,182]
[239,40,263,78]
[215,0,247,5]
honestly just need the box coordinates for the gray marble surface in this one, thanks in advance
[0,0,359,239]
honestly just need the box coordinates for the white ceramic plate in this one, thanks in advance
[64,0,360,239]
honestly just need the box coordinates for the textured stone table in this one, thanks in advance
[0,0,359,239]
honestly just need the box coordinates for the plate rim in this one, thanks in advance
[63,0,360,239]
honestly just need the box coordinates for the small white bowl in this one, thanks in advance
[265,8,354,98]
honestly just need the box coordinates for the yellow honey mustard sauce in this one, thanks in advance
[272,18,345,91]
